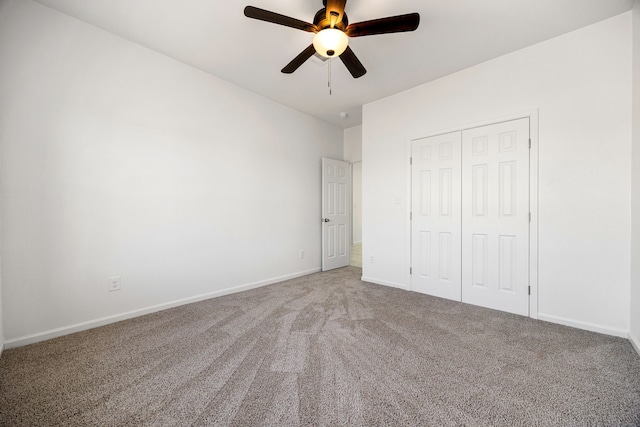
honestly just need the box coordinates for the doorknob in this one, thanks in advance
[322,218,330,222]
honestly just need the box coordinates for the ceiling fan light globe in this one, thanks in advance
[313,28,348,58]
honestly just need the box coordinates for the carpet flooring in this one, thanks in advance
[1,267,639,426]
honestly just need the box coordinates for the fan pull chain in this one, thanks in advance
[328,58,332,95]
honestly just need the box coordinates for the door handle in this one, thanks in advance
[322,218,330,222]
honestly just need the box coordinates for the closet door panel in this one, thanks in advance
[411,132,462,301]
[461,118,530,316]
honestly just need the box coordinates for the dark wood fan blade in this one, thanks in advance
[325,0,347,27]
[281,44,317,74]
[339,46,366,78]
[346,13,420,37]
[244,6,318,33]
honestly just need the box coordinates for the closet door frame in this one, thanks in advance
[407,110,539,319]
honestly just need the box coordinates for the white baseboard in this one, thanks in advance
[537,313,629,338]
[629,331,640,357]
[361,276,409,291]
[4,268,321,349]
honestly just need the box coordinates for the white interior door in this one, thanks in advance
[461,118,530,316]
[322,158,351,271]
[411,132,462,301]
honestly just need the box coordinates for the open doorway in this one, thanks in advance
[344,124,363,268]
[351,161,362,267]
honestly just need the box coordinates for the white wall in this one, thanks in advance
[0,186,3,354]
[631,0,640,353]
[0,250,3,356]
[362,13,632,336]
[344,126,362,163]
[0,0,343,345]
[344,126,363,244]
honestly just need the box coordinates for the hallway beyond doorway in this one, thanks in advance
[350,243,362,268]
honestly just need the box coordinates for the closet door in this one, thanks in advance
[461,118,530,316]
[411,132,462,301]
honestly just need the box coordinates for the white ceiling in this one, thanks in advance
[33,0,634,128]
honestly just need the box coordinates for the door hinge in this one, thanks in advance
[529,138,532,149]
[528,286,531,295]
[410,267,412,275]
[529,212,531,222]
[410,157,413,165]
[410,212,412,220]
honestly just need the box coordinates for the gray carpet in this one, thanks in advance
[1,266,639,426]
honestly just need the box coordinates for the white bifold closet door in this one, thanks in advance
[411,118,530,316]
[461,118,530,316]
[411,132,462,301]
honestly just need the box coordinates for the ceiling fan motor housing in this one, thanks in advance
[314,9,348,31]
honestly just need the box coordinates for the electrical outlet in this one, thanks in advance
[299,249,305,259]
[109,276,121,292]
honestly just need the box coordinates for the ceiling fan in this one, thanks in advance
[244,0,420,78]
